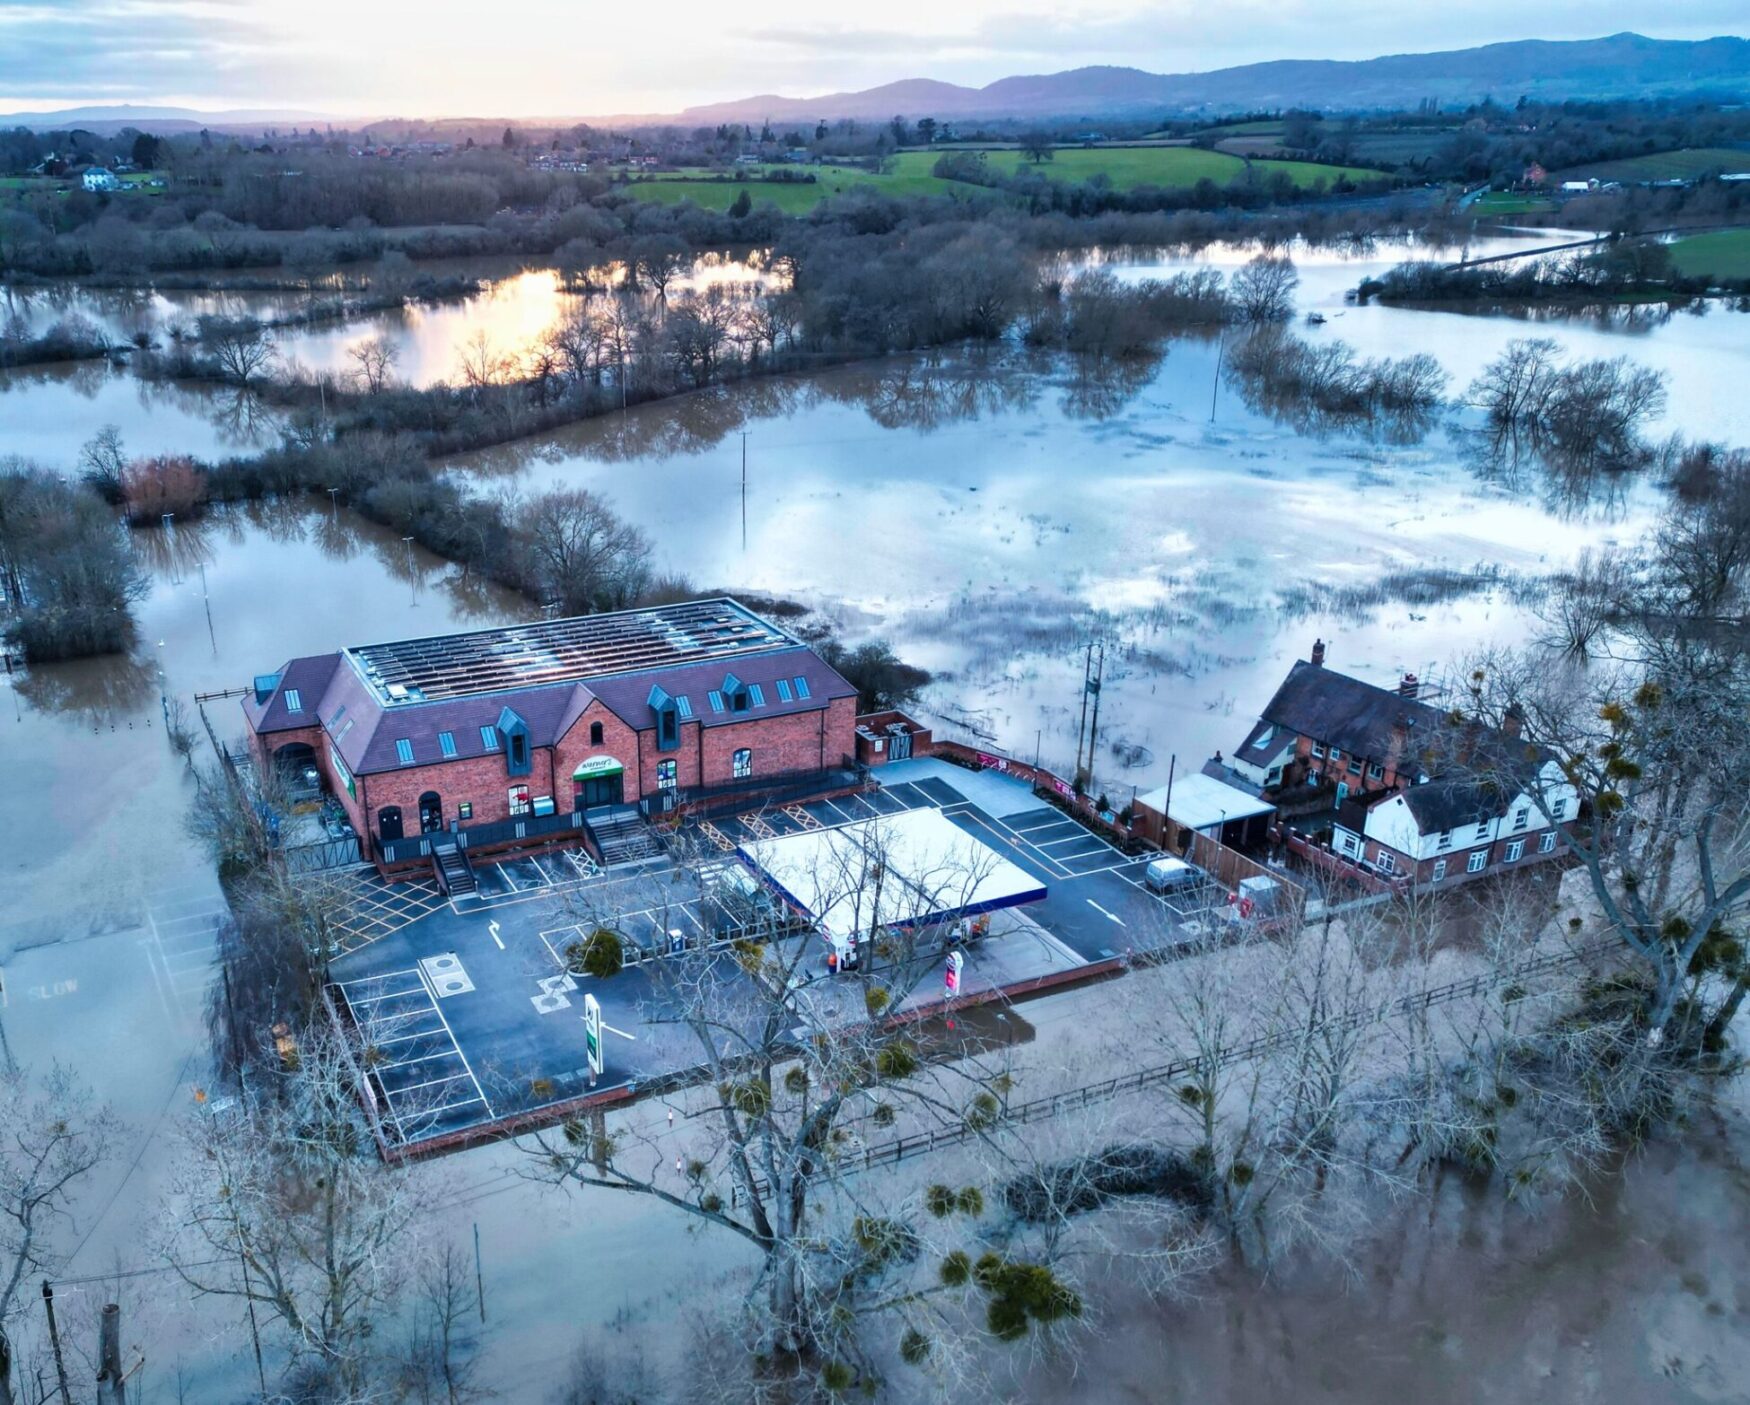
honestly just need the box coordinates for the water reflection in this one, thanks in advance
[14,650,157,723]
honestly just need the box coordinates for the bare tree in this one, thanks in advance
[456,329,507,392]
[196,314,276,386]
[346,334,398,394]
[159,1023,428,1399]
[0,1067,118,1405]
[630,235,689,305]
[397,1241,489,1405]
[523,822,1076,1387]
[1229,254,1299,322]
[510,488,653,615]
[76,425,127,503]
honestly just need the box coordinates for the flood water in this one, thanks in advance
[3,233,1748,1400]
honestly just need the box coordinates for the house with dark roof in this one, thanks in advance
[244,598,861,872]
[1228,639,1442,799]
[1232,641,1576,891]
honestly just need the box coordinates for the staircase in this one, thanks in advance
[589,806,664,866]
[432,839,477,896]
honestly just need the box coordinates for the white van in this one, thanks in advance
[1144,856,1197,893]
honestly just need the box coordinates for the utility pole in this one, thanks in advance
[1072,641,1093,788]
[1210,328,1225,422]
[1085,642,1106,796]
[473,1221,486,1324]
[41,1282,71,1405]
[740,431,749,551]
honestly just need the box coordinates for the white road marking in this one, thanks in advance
[489,920,504,950]
[1087,899,1126,926]
[600,1020,638,1041]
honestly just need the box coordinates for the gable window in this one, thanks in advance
[792,676,810,699]
[1505,838,1525,862]
[1437,830,1452,850]
[1467,849,1487,874]
[498,708,532,776]
[775,678,793,702]
[1367,762,1384,781]
[650,686,681,750]
[657,759,677,790]
[510,733,527,768]
[508,784,531,816]
[284,688,303,712]
[1549,799,1567,820]
[1431,858,1448,883]
[438,731,457,758]
[590,721,604,745]
[480,725,499,750]
[733,748,752,779]
[1475,820,1490,840]
[395,738,415,765]
[1512,808,1529,831]
[1538,831,1556,853]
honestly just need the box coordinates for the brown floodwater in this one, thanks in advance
[1,234,1748,1399]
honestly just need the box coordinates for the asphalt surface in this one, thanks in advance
[329,767,1231,1151]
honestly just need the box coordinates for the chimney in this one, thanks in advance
[1398,672,1419,699]
[1213,749,1223,764]
[1502,703,1525,739]
[1310,638,1326,667]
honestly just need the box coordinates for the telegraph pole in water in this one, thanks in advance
[740,431,749,551]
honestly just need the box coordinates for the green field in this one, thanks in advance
[889,146,1374,191]
[1561,147,1750,184]
[1472,191,1556,215]
[1667,228,1750,281]
[623,145,1380,212]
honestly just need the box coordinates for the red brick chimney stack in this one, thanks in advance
[1310,638,1326,667]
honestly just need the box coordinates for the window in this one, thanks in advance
[336,718,355,742]
[1512,808,1529,831]
[1341,833,1360,857]
[1367,762,1384,781]
[792,676,810,699]
[284,688,303,712]
[508,785,531,816]
[708,691,725,714]
[1467,849,1487,874]
[328,703,348,728]
[1311,743,1326,759]
[733,748,752,779]
[589,721,604,745]
[480,725,499,750]
[1431,858,1448,883]
[748,683,765,707]
[657,759,677,790]
[1347,755,1363,776]
[675,695,694,720]
[775,678,793,702]
[438,731,457,758]
[1376,850,1396,875]
[458,801,472,821]
[510,733,527,768]
[657,708,679,749]
[395,738,414,765]
[1437,830,1452,850]
[1549,799,1566,820]
[1505,838,1525,862]
[1539,831,1556,853]
[1266,767,1282,787]
[1475,820,1490,840]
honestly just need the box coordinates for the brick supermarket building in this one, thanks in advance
[243,598,860,870]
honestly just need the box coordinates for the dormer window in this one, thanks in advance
[497,707,532,777]
[721,673,749,713]
[649,685,681,752]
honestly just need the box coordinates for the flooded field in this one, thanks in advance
[2,230,1748,1400]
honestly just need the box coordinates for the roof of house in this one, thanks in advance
[1257,659,1444,767]
[245,600,856,776]
[1398,778,1508,832]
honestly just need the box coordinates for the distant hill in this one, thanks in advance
[677,33,1750,125]
[0,104,336,134]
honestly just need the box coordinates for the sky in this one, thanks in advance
[0,0,1744,118]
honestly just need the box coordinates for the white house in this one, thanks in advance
[81,168,120,192]
[1330,758,1577,887]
